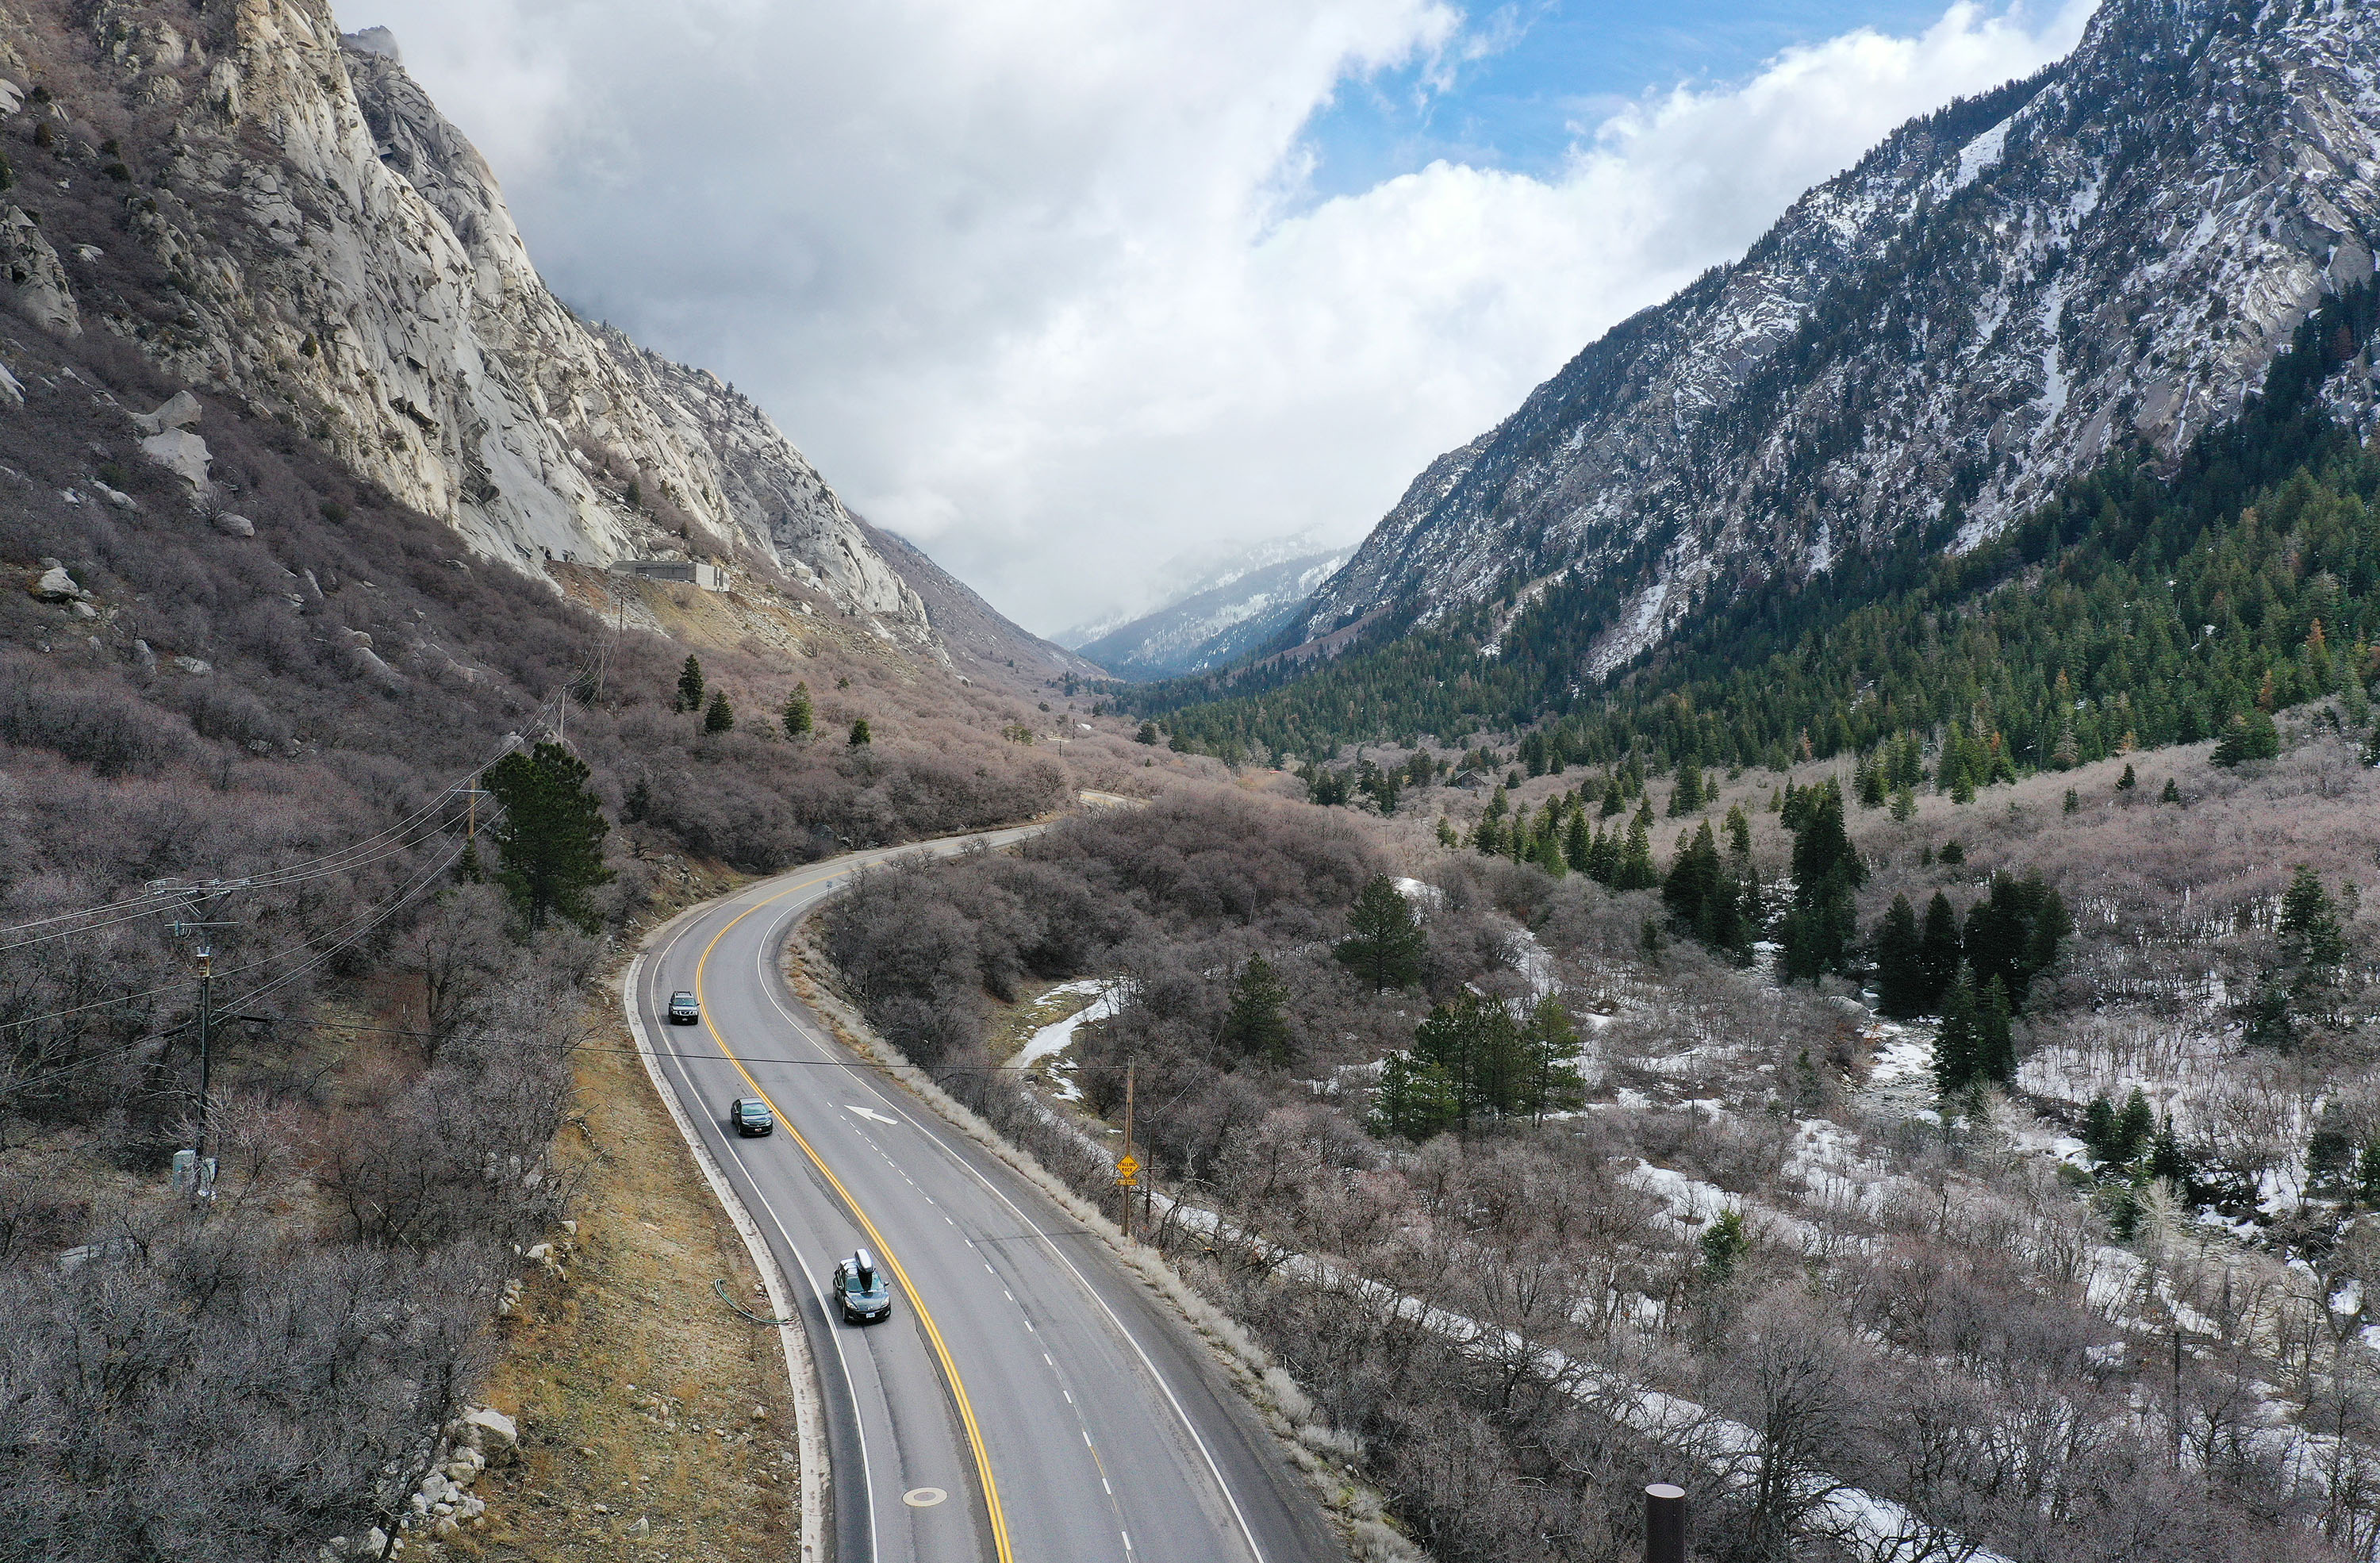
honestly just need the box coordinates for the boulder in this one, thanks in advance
[138,428,210,489]
[29,564,84,602]
[92,481,137,511]
[171,655,212,676]
[131,390,202,435]
[459,1406,517,1459]
[132,639,156,672]
[213,513,255,537]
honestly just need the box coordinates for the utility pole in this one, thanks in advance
[194,943,213,1168]
[171,916,236,1202]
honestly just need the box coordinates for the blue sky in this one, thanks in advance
[1305,1,1994,197]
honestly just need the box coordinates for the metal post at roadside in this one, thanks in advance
[1120,1061,1138,1242]
[1645,1482,1685,1563]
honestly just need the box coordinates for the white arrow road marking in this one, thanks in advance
[844,1104,899,1125]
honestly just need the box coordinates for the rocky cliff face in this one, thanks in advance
[0,0,931,643]
[1303,0,2380,670]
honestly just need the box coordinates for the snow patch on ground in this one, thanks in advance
[1009,979,1116,1073]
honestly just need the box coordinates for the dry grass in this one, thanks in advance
[452,934,801,1561]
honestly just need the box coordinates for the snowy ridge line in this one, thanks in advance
[1153,1192,2006,1563]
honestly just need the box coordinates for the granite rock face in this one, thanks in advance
[0,0,933,646]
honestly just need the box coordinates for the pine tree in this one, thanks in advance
[1614,805,1659,891]
[1917,891,1961,1009]
[781,681,814,739]
[2150,1116,2191,1189]
[2241,974,2296,1049]
[1369,1053,1458,1141]
[2159,778,2182,804]
[849,718,873,746]
[1873,893,1925,1017]
[2117,1088,2155,1160]
[1220,954,1292,1067]
[1698,1208,1749,1284]
[1891,781,1917,822]
[1523,996,1587,1121]
[1933,966,1979,1094]
[482,741,615,933]
[2278,866,2347,972]
[2213,709,2280,766]
[1668,766,1704,816]
[704,689,735,734]
[1563,810,1593,873]
[1779,781,1864,981]
[675,655,705,714]
[1976,976,2015,1083]
[1337,874,1426,992]
[2116,762,2136,791]
[2083,1096,2120,1166]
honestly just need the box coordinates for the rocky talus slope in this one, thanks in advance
[0,0,930,643]
[1301,0,2380,670]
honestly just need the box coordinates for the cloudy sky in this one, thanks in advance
[334,0,2097,637]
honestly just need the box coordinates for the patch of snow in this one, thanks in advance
[1951,117,2013,190]
[1008,979,1115,1072]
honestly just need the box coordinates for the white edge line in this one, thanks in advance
[754,877,1275,1563]
[624,939,829,1563]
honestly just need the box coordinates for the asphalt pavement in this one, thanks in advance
[628,826,1345,1563]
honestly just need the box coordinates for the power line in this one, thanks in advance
[0,828,486,1037]
[0,699,556,947]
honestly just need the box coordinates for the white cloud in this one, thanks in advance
[337,0,2094,634]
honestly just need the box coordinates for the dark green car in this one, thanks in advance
[834,1250,892,1324]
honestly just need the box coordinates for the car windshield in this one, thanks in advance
[741,1104,768,1121]
[844,1271,878,1296]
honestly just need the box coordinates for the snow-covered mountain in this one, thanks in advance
[1073,547,1347,679]
[0,2,933,645]
[1298,0,2380,673]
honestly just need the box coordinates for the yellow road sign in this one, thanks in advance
[1114,1154,1141,1185]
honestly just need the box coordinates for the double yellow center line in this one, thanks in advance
[690,869,1014,1563]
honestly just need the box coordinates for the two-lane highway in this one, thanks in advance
[628,827,1344,1563]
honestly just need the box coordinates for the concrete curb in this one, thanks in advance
[623,932,828,1563]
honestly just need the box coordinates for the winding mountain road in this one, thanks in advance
[626,824,1343,1563]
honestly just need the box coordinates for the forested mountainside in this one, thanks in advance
[0,0,933,641]
[1130,282,2380,772]
[1273,0,2380,683]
